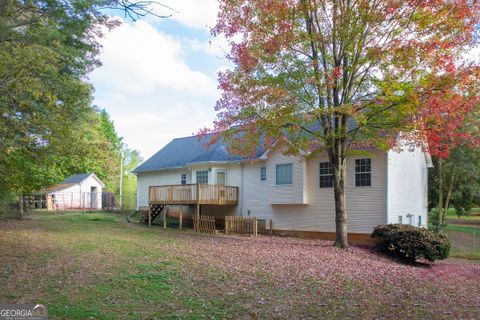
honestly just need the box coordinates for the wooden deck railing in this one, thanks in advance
[149,184,239,206]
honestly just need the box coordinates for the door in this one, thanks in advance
[90,187,98,209]
[216,172,226,185]
[216,171,226,203]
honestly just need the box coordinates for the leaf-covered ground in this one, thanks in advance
[0,212,479,319]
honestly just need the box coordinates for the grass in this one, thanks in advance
[430,208,480,260]
[435,224,480,260]
[0,211,479,319]
[445,224,480,234]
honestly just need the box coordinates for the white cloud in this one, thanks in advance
[112,102,216,158]
[188,35,229,57]
[90,19,217,97]
[90,18,223,159]
[151,0,219,30]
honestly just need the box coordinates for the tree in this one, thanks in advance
[0,0,151,214]
[420,71,480,226]
[429,145,480,224]
[207,0,480,247]
[120,149,143,210]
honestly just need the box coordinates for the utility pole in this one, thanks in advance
[119,145,124,210]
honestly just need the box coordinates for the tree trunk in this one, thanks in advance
[444,174,455,220]
[332,155,349,248]
[437,158,444,227]
[18,193,23,219]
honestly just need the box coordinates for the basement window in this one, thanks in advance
[319,161,333,188]
[355,158,371,187]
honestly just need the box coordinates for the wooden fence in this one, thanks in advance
[225,216,258,236]
[192,215,217,234]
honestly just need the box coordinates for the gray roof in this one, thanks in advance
[133,134,265,173]
[62,173,93,184]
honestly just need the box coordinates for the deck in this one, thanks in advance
[149,184,239,206]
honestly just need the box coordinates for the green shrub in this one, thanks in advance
[371,224,450,262]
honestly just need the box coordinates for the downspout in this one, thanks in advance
[240,163,244,216]
[385,151,389,224]
[135,173,139,211]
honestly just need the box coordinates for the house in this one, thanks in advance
[133,134,433,241]
[46,173,104,210]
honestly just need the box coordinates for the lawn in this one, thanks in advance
[0,212,479,319]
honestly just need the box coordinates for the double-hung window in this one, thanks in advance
[260,167,266,181]
[319,161,333,188]
[355,158,371,187]
[181,173,187,185]
[276,164,292,185]
[196,170,209,184]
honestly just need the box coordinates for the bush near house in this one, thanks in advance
[372,224,451,262]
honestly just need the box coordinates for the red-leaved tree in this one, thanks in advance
[203,0,480,248]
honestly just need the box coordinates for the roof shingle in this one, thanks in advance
[133,134,265,173]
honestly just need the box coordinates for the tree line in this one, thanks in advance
[0,0,146,213]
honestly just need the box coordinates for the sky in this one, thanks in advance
[89,0,227,160]
[89,2,480,161]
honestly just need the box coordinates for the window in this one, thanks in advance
[196,170,208,184]
[181,173,187,185]
[276,164,293,185]
[319,161,333,188]
[355,158,371,187]
[260,167,266,181]
[418,215,422,227]
[398,216,403,224]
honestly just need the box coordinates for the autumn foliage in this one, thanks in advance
[206,0,480,247]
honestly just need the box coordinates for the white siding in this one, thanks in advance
[387,147,428,227]
[48,175,103,209]
[243,149,388,233]
[135,149,398,233]
[266,152,307,204]
[79,175,103,209]
[136,169,188,209]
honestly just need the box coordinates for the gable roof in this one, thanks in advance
[62,173,92,184]
[133,134,266,173]
[60,173,104,188]
[43,173,105,194]
[45,183,76,194]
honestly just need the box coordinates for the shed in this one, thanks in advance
[46,173,105,210]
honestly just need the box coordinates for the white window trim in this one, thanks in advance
[196,170,209,184]
[319,161,334,188]
[215,170,227,185]
[260,166,267,181]
[354,158,372,187]
[275,163,294,186]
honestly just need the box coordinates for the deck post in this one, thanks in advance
[179,209,183,230]
[163,206,167,229]
[269,219,273,236]
[148,205,152,226]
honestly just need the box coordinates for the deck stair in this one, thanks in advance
[143,204,167,224]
